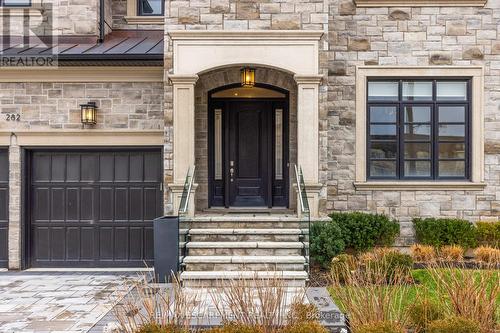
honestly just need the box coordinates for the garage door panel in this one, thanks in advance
[50,227,66,260]
[144,188,159,220]
[81,154,98,181]
[144,226,154,260]
[51,155,66,182]
[80,227,94,260]
[66,155,81,182]
[130,154,144,182]
[0,189,7,221]
[129,227,143,260]
[99,188,114,221]
[66,227,81,260]
[34,188,50,221]
[51,188,65,221]
[31,149,161,268]
[80,188,94,221]
[115,154,129,182]
[99,227,114,260]
[129,188,143,221]
[114,227,129,260]
[66,188,79,221]
[115,188,128,221]
[34,227,50,260]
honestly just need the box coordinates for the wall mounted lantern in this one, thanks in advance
[241,67,255,87]
[80,102,97,126]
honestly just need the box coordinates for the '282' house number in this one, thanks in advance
[5,113,20,121]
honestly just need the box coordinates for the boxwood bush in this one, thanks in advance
[476,222,500,247]
[332,212,400,253]
[310,221,345,268]
[413,218,477,249]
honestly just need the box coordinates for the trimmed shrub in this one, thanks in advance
[408,299,444,332]
[310,221,345,268]
[438,245,464,262]
[410,244,436,262]
[280,322,329,333]
[427,317,481,333]
[474,246,500,264]
[413,218,477,249]
[355,322,404,333]
[331,212,400,253]
[476,222,500,247]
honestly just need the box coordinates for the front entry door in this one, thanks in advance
[228,101,271,207]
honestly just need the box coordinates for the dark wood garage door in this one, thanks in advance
[0,149,8,268]
[29,149,162,268]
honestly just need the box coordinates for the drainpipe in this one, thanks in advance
[98,0,105,43]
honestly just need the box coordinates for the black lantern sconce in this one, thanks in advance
[241,67,255,87]
[80,102,97,126]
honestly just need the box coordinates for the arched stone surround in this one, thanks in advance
[194,67,298,211]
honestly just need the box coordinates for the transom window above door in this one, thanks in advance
[0,0,31,6]
[367,79,470,180]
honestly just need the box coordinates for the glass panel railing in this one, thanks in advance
[294,164,310,276]
[178,166,195,272]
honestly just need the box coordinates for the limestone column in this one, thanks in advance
[8,134,21,269]
[168,75,199,216]
[294,75,323,218]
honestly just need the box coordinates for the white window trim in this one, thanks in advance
[125,0,164,25]
[354,66,485,191]
[354,0,486,7]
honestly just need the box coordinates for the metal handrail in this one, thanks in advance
[178,166,196,216]
[294,164,311,276]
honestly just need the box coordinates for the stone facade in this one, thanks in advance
[0,82,163,268]
[0,82,164,131]
[327,0,500,244]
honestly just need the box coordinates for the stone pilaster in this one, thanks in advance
[8,135,20,270]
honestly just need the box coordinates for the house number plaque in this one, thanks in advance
[5,113,20,121]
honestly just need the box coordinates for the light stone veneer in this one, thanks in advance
[0,82,164,269]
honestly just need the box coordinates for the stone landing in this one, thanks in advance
[179,215,310,287]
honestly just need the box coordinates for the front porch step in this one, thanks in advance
[180,216,310,229]
[186,241,304,256]
[183,255,306,271]
[180,270,308,287]
[188,228,302,242]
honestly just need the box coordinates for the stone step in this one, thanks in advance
[183,255,306,271]
[186,241,305,256]
[180,270,308,287]
[187,228,303,242]
[180,216,310,229]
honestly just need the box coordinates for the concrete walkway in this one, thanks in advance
[0,271,144,333]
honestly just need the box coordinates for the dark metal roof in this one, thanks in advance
[0,30,164,65]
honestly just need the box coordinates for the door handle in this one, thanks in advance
[230,167,234,182]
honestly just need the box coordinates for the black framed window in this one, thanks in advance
[138,0,163,15]
[0,0,31,6]
[367,79,470,180]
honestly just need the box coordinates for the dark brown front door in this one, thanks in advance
[228,101,271,207]
[209,91,289,208]
[28,149,162,268]
[0,149,8,268]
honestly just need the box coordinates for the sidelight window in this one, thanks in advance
[138,0,163,15]
[367,79,470,180]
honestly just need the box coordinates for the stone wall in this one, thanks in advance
[327,0,500,244]
[0,82,164,130]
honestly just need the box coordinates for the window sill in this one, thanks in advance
[354,181,486,191]
[354,0,486,6]
[124,16,164,25]
[0,7,42,17]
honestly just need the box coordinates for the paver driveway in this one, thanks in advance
[0,271,143,333]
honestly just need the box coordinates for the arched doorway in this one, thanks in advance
[208,83,289,208]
